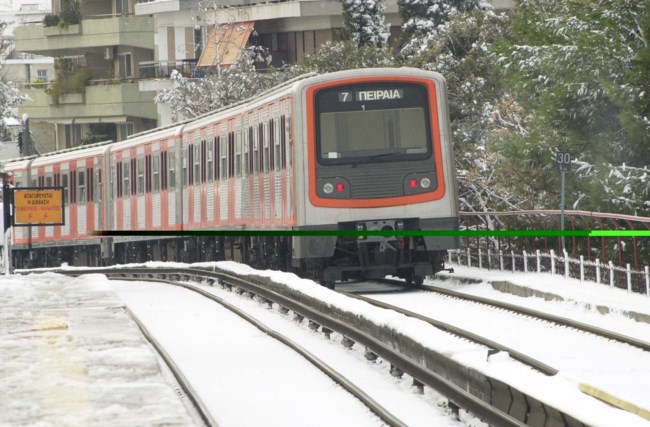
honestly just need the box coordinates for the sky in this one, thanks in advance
[1,262,650,426]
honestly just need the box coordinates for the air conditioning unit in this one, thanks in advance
[104,47,114,60]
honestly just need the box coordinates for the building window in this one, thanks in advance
[117,122,134,141]
[118,53,132,78]
[36,69,48,80]
[65,124,82,147]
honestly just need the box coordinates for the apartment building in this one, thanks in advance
[14,0,158,152]
[14,0,515,150]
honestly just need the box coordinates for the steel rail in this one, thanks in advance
[168,279,409,427]
[419,282,650,352]
[114,275,409,427]
[339,289,560,376]
[59,266,525,427]
[124,305,219,427]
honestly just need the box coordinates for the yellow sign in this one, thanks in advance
[13,188,65,226]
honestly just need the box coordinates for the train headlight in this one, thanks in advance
[323,183,334,194]
[420,177,431,189]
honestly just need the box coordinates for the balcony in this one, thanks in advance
[15,15,154,57]
[19,80,157,122]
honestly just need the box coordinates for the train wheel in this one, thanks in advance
[414,275,424,287]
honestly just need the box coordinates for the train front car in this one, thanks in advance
[293,68,459,288]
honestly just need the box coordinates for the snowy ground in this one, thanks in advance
[2,263,650,426]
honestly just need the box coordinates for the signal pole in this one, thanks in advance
[556,151,571,252]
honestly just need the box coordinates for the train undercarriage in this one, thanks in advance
[11,233,449,289]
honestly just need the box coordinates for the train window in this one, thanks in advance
[183,148,189,187]
[280,115,286,169]
[220,135,227,180]
[194,143,201,185]
[228,132,235,178]
[273,118,281,172]
[235,131,242,177]
[207,139,214,182]
[77,169,86,203]
[286,114,292,168]
[70,171,77,204]
[315,83,431,165]
[62,174,69,205]
[153,155,160,192]
[137,158,144,196]
[96,166,101,203]
[160,151,167,191]
[242,127,249,175]
[45,175,52,187]
[131,159,137,196]
[200,140,207,183]
[87,167,94,202]
[144,155,151,193]
[169,151,176,190]
[123,161,131,198]
[263,135,270,174]
[252,126,259,174]
[31,177,37,187]
[116,163,122,198]
[214,137,220,180]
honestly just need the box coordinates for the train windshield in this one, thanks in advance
[315,82,432,165]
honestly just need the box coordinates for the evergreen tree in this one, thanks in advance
[340,0,391,47]
[493,0,650,213]
[398,0,487,53]
[404,9,517,211]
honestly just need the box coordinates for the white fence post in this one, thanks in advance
[580,255,584,283]
[478,248,482,269]
[627,264,632,293]
[511,250,515,273]
[467,247,471,268]
[645,266,649,297]
[536,250,541,273]
[523,250,528,273]
[550,250,556,275]
[499,250,504,271]
[609,261,614,289]
[596,259,601,285]
[563,249,569,279]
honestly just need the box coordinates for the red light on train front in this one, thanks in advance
[336,183,345,192]
[409,179,418,188]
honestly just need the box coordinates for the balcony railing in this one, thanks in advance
[138,59,200,79]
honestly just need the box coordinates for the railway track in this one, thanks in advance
[346,278,650,423]
[126,305,218,427]
[27,264,650,426]
[133,276,409,427]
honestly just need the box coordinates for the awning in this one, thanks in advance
[197,21,254,69]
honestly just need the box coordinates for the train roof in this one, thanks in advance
[1,68,446,168]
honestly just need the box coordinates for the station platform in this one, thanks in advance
[0,272,195,426]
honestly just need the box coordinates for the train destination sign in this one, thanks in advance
[339,89,404,102]
[13,187,65,226]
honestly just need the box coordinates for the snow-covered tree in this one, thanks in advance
[0,21,29,136]
[298,41,395,73]
[492,0,650,213]
[403,9,518,211]
[155,47,293,121]
[340,0,390,47]
[398,0,488,55]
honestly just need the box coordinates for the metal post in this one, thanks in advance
[21,114,31,157]
[560,171,566,252]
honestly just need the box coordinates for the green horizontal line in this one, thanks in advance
[94,230,650,237]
